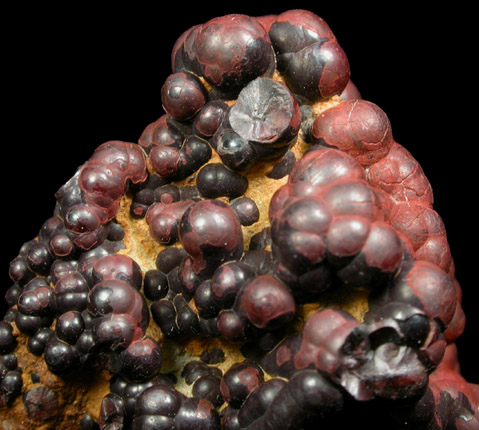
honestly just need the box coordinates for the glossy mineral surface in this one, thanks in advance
[1,9,477,430]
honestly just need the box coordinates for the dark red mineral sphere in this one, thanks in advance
[149,146,182,179]
[146,201,195,245]
[268,9,350,100]
[161,72,208,121]
[138,114,184,153]
[179,200,244,275]
[92,255,143,290]
[192,14,275,96]
[238,275,296,330]
[311,100,394,166]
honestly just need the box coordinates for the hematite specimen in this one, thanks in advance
[1,9,477,430]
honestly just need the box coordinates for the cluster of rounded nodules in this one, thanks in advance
[2,9,477,430]
[98,352,227,429]
[138,8,348,191]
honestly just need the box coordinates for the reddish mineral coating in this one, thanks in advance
[403,260,457,328]
[92,254,143,290]
[217,310,245,341]
[255,14,278,32]
[51,272,89,313]
[88,279,150,347]
[149,145,182,178]
[326,215,370,257]
[237,275,296,329]
[114,337,162,380]
[146,126,212,182]
[171,24,201,72]
[340,79,362,100]
[179,199,244,275]
[317,39,352,98]
[78,164,124,219]
[174,397,220,428]
[161,72,208,121]
[311,99,394,166]
[146,200,195,245]
[193,101,228,138]
[294,309,360,371]
[275,344,293,368]
[211,262,255,307]
[310,98,453,274]
[49,233,75,258]
[360,221,404,271]
[220,362,264,408]
[78,140,147,224]
[138,114,181,152]
[429,344,479,429]
[444,280,466,343]
[288,123,460,334]
[286,147,365,197]
[268,9,350,100]
[367,142,434,206]
[64,204,104,250]
[271,9,335,40]
[87,141,146,179]
[388,200,452,272]
[322,180,380,220]
[190,14,274,92]
[18,286,51,316]
[270,147,404,295]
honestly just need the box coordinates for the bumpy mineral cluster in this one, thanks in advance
[1,9,477,430]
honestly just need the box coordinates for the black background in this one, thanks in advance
[2,4,476,382]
